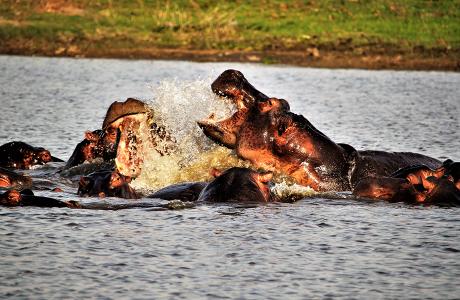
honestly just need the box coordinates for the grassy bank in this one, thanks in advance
[1,0,459,70]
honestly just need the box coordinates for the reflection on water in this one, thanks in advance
[0,56,459,299]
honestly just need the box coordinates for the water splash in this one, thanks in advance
[271,181,316,202]
[130,78,322,200]
[131,78,248,191]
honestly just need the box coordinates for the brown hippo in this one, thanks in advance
[65,129,118,169]
[198,70,441,192]
[148,167,276,203]
[197,167,276,203]
[353,160,460,206]
[101,98,154,178]
[66,98,176,179]
[0,141,63,169]
[0,189,80,208]
[78,169,139,199]
[0,167,32,189]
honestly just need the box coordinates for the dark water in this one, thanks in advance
[1,56,459,299]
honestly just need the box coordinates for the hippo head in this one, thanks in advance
[198,82,290,149]
[35,148,52,164]
[0,167,32,189]
[78,170,137,198]
[102,98,151,178]
[18,146,53,169]
[198,96,318,184]
[423,176,460,206]
[198,167,274,202]
[211,69,269,107]
[199,71,302,167]
[198,70,269,149]
[353,177,418,202]
[0,190,22,206]
[77,170,115,197]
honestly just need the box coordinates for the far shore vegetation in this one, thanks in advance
[1,0,459,70]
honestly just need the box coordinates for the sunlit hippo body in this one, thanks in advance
[0,167,32,189]
[0,189,79,208]
[353,161,460,206]
[0,141,63,169]
[198,167,276,203]
[198,70,441,192]
[78,169,139,199]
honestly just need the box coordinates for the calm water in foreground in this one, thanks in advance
[0,56,459,299]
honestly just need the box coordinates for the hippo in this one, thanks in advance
[66,98,176,179]
[65,129,118,169]
[65,98,145,170]
[198,167,276,202]
[147,167,276,203]
[353,161,460,206]
[0,167,32,189]
[198,70,441,192]
[78,169,139,199]
[0,141,63,169]
[0,189,80,208]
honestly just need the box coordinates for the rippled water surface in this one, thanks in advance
[1,56,459,299]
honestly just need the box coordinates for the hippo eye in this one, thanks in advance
[278,123,287,136]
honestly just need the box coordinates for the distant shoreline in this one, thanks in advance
[2,45,459,71]
[3,1,459,71]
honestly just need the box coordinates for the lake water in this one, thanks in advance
[0,55,459,299]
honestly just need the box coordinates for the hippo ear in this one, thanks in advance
[84,131,100,142]
[257,98,275,113]
[422,176,437,191]
[256,171,273,183]
[210,168,222,178]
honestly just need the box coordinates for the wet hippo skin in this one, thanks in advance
[0,189,79,208]
[198,70,441,192]
[353,161,460,206]
[78,169,139,199]
[198,167,276,203]
[0,141,63,169]
[0,167,32,189]
[148,182,208,202]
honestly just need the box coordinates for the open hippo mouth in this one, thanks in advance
[102,98,152,178]
[197,70,269,149]
[210,69,268,107]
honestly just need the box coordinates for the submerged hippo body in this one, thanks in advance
[148,182,207,202]
[198,167,275,203]
[0,189,79,208]
[0,141,63,169]
[353,161,460,206]
[78,169,139,199]
[198,70,441,192]
[0,167,32,189]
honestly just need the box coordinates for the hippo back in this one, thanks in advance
[350,150,441,187]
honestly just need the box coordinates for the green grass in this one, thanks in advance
[0,0,459,53]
